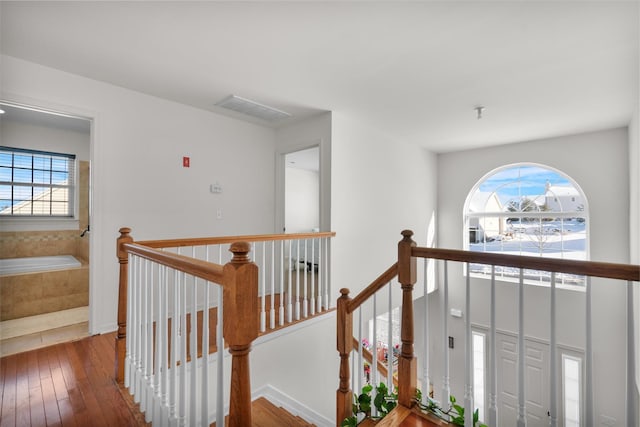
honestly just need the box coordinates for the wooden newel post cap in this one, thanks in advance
[229,241,251,263]
[401,229,414,240]
[339,288,350,297]
[117,227,133,260]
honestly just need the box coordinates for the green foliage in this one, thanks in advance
[341,384,488,426]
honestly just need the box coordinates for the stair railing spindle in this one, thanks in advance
[271,240,276,329]
[442,260,450,407]
[387,283,393,389]
[488,265,498,426]
[372,293,378,417]
[422,258,430,407]
[287,239,293,323]
[549,272,557,427]
[464,263,473,427]
[279,241,285,326]
[585,276,593,427]
[517,269,526,427]
[310,238,316,316]
[261,242,266,332]
[303,239,308,318]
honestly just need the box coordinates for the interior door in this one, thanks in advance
[497,333,549,426]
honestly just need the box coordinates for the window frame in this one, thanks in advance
[463,163,589,289]
[0,146,77,219]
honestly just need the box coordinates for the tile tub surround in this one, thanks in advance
[0,264,89,321]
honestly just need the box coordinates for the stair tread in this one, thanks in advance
[211,397,315,426]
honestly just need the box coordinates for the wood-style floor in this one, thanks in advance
[0,332,320,427]
[0,332,148,427]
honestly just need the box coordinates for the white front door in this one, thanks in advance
[497,333,549,426]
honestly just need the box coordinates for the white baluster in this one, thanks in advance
[125,254,133,388]
[422,258,430,407]
[517,269,526,427]
[152,264,161,424]
[179,271,187,427]
[140,260,153,422]
[170,269,179,426]
[261,242,266,332]
[387,283,393,389]
[216,286,224,427]
[287,240,293,323]
[358,308,363,392]
[442,261,450,408]
[161,266,170,424]
[201,277,210,427]
[310,238,316,316]
[295,239,301,320]
[133,256,142,402]
[303,239,308,318]
[626,280,637,426]
[464,264,473,427]
[317,238,323,313]
[585,276,593,427]
[271,240,276,329]
[372,293,378,417]
[190,273,197,424]
[488,265,498,426]
[549,272,557,427]
[326,238,332,308]
[279,241,285,326]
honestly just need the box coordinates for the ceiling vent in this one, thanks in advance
[215,95,291,122]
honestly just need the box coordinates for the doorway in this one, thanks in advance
[283,146,320,234]
[0,102,92,356]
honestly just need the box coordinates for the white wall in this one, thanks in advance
[330,112,438,300]
[1,118,90,160]
[1,55,277,334]
[631,99,640,415]
[431,127,630,424]
[285,167,319,233]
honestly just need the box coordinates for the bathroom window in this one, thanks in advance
[0,146,76,217]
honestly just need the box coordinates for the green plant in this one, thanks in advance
[341,386,487,427]
[340,382,397,426]
[446,395,486,427]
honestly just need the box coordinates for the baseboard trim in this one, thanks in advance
[252,384,333,427]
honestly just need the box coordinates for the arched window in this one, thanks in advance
[464,163,588,287]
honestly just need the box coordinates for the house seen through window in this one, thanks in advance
[0,146,76,217]
[464,163,588,287]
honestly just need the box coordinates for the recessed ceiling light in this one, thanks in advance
[215,95,291,122]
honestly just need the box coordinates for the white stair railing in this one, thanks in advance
[147,232,334,334]
[125,251,224,427]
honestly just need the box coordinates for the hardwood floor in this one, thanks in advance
[0,332,148,427]
[1,329,321,427]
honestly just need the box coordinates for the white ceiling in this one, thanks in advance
[1,1,637,153]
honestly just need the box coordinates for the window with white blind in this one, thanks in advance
[0,146,76,217]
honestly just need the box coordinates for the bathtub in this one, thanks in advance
[0,255,82,275]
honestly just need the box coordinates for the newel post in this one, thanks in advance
[336,288,354,426]
[115,227,133,383]
[398,229,417,407]
[223,242,259,427]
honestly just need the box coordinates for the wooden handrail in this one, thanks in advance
[412,247,640,282]
[347,263,399,313]
[336,229,640,426]
[138,231,336,249]
[123,242,225,284]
